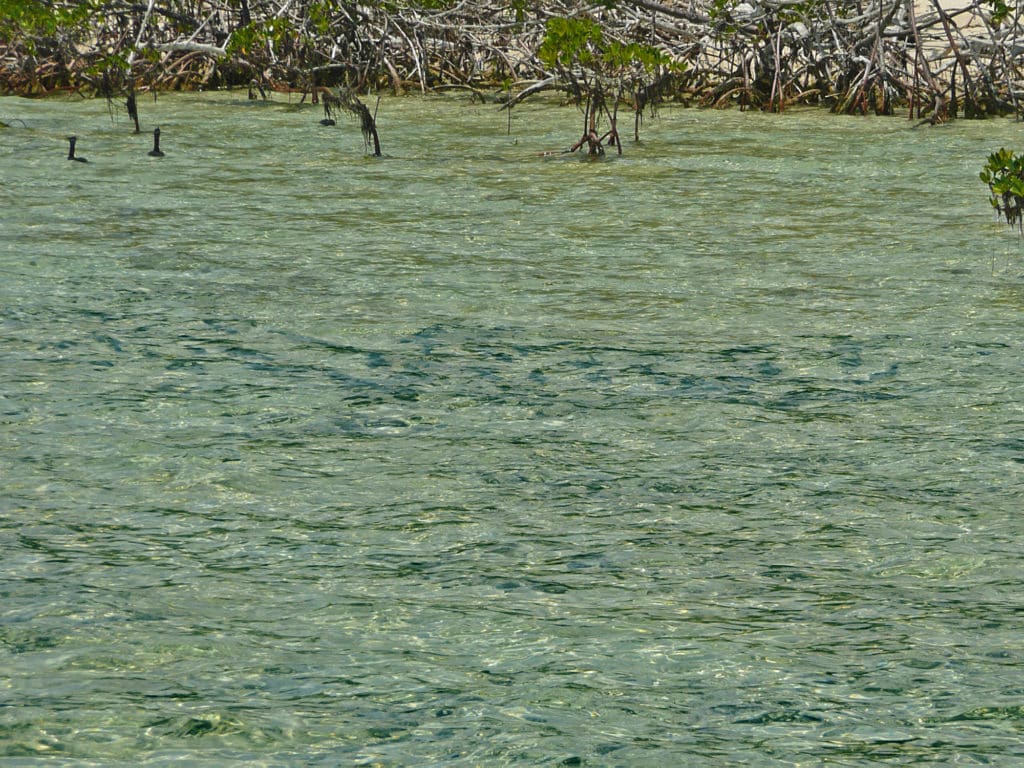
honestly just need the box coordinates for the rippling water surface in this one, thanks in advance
[3,91,1024,765]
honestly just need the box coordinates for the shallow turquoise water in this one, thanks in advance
[2,91,1024,765]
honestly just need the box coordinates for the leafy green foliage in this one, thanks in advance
[539,16,676,75]
[0,0,95,47]
[709,0,829,40]
[510,0,527,25]
[0,0,58,36]
[308,0,344,34]
[985,0,1014,26]
[981,148,1024,230]
[86,51,130,77]
[605,41,674,73]
[226,17,294,58]
[538,17,604,69]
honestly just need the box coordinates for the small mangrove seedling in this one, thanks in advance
[317,90,336,125]
[67,135,87,162]
[981,148,1024,231]
[148,126,164,157]
[248,79,268,100]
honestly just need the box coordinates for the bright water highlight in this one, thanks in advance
[2,92,1024,765]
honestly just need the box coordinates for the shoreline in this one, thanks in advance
[1,0,1018,120]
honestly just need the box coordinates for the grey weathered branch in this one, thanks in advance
[148,41,227,58]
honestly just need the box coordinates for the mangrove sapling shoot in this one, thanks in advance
[981,148,1024,232]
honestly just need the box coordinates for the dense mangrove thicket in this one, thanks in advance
[0,0,1022,119]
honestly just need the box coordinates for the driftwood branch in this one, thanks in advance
[499,77,557,110]
[148,42,228,58]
